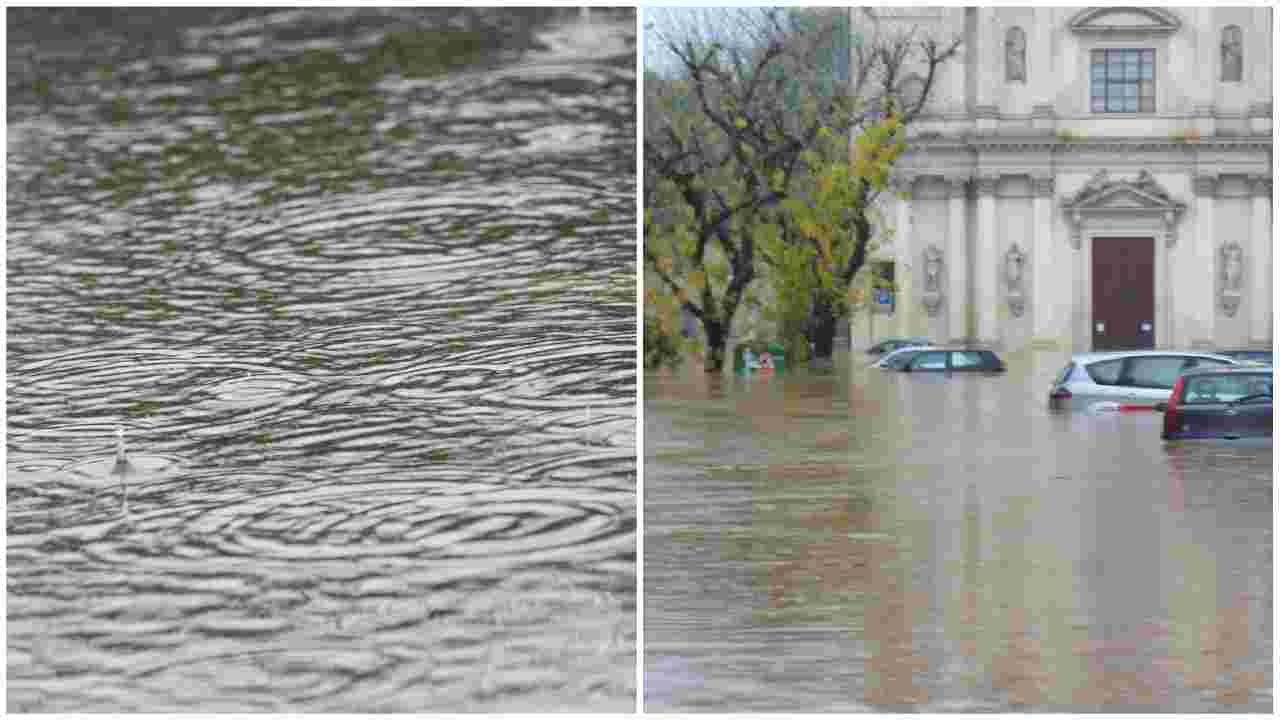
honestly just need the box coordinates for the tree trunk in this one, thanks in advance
[808,296,839,363]
[702,317,728,373]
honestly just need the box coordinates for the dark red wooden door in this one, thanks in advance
[1092,237,1154,350]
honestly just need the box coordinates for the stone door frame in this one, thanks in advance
[1062,172,1187,352]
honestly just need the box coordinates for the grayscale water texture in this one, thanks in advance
[7,7,636,712]
[645,351,1271,713]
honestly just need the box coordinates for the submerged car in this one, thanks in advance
[1158,366,1273,440]
[870,345,938,369]
[1048,351,1243,412]
[884,348,1005,373]
[866,337,931,356]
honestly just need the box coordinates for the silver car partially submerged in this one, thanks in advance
[1048,350,1245,412]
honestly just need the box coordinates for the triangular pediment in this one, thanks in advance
[1061,170,1188,250]
[1069,7,1181,36]
[1062,170,1184,212]
[1087,186,1162,210]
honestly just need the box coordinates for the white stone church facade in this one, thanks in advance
[852,6,1273,353]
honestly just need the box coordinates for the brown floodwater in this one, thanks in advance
[643,349,1271,712]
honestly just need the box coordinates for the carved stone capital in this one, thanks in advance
[943,175,969,197]
[1248,175,1272,197]
[891,174,917,196]
[1161,209,1179,249]
[1030,104,1055,120]
[1193,103,1216,118]
[1032,176,1055,197]
[975,175,999,196]
[1248,101,1272,118]
[1192,174,1218,198]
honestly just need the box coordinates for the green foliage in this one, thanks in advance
[767,113,904,357]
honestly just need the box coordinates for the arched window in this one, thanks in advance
[1221,25,1243,82]
[1005,27,1026,83]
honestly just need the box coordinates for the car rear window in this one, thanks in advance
[1084,358,1124,386]
[1182,374,1273,404]
[950,351,985,369]
[1124,356,1187,389]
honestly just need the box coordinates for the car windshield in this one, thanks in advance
[884,350,921,369]
[1182,374,1273,404]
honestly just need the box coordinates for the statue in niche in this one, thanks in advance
[921,244,944,317]
[1220,242,1244,317]
[1004,244,1027,317]
[1221,25,1243,83]
[1005,27,1026,83]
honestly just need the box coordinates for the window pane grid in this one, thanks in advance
[1091,48,1154,114]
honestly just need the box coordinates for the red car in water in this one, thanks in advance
[1157,366,1273,440]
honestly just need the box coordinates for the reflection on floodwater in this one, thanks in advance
[644,351,1271,712]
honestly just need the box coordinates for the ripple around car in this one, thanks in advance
[1047,350,1244,412]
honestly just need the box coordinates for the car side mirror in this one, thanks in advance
[1154,402,1168,413]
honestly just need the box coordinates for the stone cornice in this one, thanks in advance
[909,136,1272,153]
[1192,174,1218,197]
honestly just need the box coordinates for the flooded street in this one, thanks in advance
[8,8,635,712]
[644,350,1271,712]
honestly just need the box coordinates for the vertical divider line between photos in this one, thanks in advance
[1271,5,1279,700]
[634,4,645,713]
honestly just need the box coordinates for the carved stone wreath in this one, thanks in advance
[921,244,944,317]
[1004,244,1027,317]
[1219,241,1244,317]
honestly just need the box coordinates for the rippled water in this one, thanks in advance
[8,8,636,712]
[645,351,1271,712]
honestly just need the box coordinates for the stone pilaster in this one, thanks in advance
[976,10,995,112]
[946,175,969,343]
[892,175,915,338]
[1191,173,1218,348]
[975,174,999,346]
[1031,175,1056,345]
[1249,175,1272,345]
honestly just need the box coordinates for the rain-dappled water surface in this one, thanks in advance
[644,351,1271,713]
[8,8,636,712]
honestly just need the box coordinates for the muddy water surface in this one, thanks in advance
[644,350,1270,712]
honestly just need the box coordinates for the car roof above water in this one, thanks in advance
[1178,365,1274,378]
[1069,350,1240,365]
